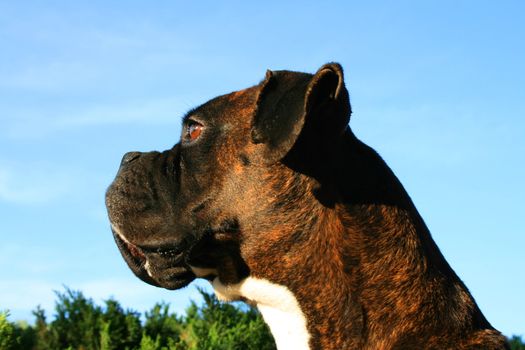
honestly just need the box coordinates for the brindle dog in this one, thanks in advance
[106,63,508,349]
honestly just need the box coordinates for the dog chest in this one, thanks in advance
[212,276,311,350]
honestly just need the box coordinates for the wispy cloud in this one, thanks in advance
[52,97,192,128]
[3,96,195,140]
[0,280,57,317]
[0,163,76,205]
[3,277,211,322]
[353,102,508,167]
[0,3,194,93]
[76,278,209,312]
[1,60,104,92]
[0,244,65,275]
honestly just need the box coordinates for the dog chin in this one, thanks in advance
[147,270,196,290]
[142,260,196,290]
[112,230,196,290]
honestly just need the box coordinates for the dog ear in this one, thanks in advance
[251,63,351,164]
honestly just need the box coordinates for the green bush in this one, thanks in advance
[181,288,275,350]
[510,335,525,350]
[0,287,275,350]
[0,311,35,350]
[0,311,18,350]
[1,288,521,349]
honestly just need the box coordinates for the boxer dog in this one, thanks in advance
[106,63,508,349]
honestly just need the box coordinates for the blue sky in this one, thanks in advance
[1,0,523,337]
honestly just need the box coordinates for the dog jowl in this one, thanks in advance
[106,63,508,349]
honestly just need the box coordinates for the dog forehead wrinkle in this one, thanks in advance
[212,277,310,350]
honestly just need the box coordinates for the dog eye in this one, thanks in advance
[185,121,203,142]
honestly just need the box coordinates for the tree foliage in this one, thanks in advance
[0,287,275,350]
[1,288,522,349]
[510,336,525,350]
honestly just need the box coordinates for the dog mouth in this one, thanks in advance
[111,218,242,289]
[112,229,196,290]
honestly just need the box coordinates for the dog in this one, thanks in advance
[105,63,508,349]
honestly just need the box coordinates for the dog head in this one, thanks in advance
[105,63,351,290]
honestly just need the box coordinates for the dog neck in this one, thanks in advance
[191,208,361,349]
[192,135,491,348]
[193,203,487,349]
[212,276,311,350]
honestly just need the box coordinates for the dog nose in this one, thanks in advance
[121,152,142,166]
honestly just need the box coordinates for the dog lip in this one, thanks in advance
[111,228,196,289]
[110,225,187,261]
[112,231,161,287]
[124,238,147,261]
[112,231,188,267]
[156,270,196,290]
[112,229,146,266]
[138,243,186,260]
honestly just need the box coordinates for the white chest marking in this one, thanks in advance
[212,276,311,350]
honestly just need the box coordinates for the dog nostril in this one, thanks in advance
[121,152,142,165]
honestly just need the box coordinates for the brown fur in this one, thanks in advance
[106,63,508,349]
